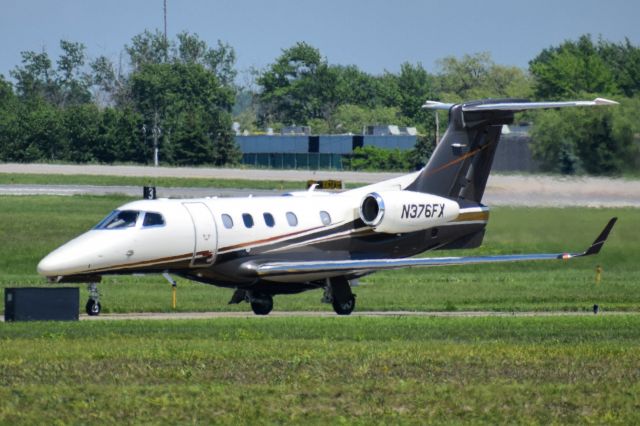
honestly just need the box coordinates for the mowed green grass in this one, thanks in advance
[1,195,639,424]
[0,172,311,190]
[0,195,638,313]
[1,316,639,424]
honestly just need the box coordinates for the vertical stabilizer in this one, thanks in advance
[407,98,618,203]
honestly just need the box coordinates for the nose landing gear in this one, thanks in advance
[86,282,101,316]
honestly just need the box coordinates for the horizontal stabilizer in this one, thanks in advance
[422,98,618,112]
[250,218,617,277]
[462,98,618,112]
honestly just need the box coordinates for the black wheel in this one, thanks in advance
[250,294,273,315]
[86,299,101,316]
[332,295,355,315]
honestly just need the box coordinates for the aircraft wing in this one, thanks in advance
[250,218,617,277]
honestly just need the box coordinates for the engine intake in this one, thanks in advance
[359,191,459,233]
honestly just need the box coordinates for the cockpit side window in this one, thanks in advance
[142,212,165,228]
[95,210,140,230]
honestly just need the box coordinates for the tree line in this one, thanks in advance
[0,32,638,174]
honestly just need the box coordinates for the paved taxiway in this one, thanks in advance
[73,310,637,321]
[2,163,640,207]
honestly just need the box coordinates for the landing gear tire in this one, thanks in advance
[250,294,273,316]
[332,295,355,316]
[86,299,101,316]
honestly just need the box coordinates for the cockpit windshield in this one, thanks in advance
[94,210,140,230]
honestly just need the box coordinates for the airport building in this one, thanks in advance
[234,124,538,172]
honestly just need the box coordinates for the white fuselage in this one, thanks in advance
[38,171,437,278]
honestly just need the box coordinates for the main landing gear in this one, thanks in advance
[229,277,356,316]
[323,276,356,316]
[86,282,101,316]
[250,293,273,316]
[228,289,274,315]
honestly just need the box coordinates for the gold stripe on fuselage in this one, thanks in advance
[454,211,490,222]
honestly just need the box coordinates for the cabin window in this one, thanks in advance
[263,213,275,227]
[242,213,254,228]
[142,212,165,227]
[320,211,331,225]
[95,210,140,230]
[221,214,233,229]
[286,212,298,226]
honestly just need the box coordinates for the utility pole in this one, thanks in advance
[152,111,161,167]
[435,111,440,145]
[163,0,168,62]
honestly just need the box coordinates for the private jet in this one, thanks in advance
[38,98,618,316]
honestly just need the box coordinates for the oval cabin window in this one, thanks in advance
[320,211,331,225]
[221,214,233,229]
[286,212,298,227]
[263,213,275,227]
[242,213,254,228]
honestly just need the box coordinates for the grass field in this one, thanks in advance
[0,172,312,190]
[1,315,640,424]
[1,194,639,423]
[0,195,638,313]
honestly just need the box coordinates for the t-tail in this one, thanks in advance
[407,98,619,203]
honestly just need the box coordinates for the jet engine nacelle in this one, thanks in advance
[359,191,460,233]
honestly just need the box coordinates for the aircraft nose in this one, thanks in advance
[37,232,101,277]
[37,248,83,277]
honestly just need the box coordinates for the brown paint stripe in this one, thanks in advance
[454,211,490,222]
[218,225,325,252]
[87,250,211,273]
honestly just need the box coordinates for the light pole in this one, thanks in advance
[142,111,162,167]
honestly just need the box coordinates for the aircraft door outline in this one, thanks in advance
[182,202,218,267]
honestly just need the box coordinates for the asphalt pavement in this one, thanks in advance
[1,163,640,207]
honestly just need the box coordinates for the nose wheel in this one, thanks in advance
[86,283,101,316]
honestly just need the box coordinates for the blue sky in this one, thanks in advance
[1,0,639,83]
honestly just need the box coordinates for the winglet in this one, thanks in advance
[594,97,619,106]
[422,100,454,110]
[582,217,617,256]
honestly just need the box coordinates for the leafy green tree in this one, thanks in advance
[529,35,618,99]
[130,62,237,165]
[350,146,411,171]
[257,42,327,125]
[436,52,532,101]
[0,76,20,161]
[0,75,14,102]
[11,41,91,107]
[330,104,400,134]
[126,29,170,70]
[103,107,149,163]
[395,62,436,133]
[530,107,632,175]
[64,104,101,162]
[408,135,435,169]
[18,102,66,161]
[333,65,383,108]
[593,38,640,98]
[10,50,57,103]
[56,41,92,106]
